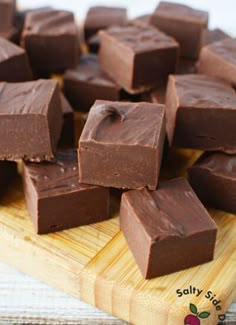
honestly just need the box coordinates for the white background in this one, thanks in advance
[18,0,236,36]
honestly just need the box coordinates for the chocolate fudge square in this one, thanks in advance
[84,6,127,40]
[204,28,231,46]
[120,177,217,279]
[23,150,109,234]
[59,93,74,147]
[165,74,236,153]
[151,2,208,59]
[0,0,15,30]
[130,14,152,27]
[0,37,32,82]
[0,161,17,196]
[78,100,165,190]
[198,38,236,87]
[64,54,121,112]
[0,79,63,161]
[99,24,179,94]
[21,9,79,73]
[189,152,236,214]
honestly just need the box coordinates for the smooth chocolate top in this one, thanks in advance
[64,54,120,88]
[192,152,236,180]
[85,6,127,28]
[99,24,178,53]
[154,1,208,25]
[169,74,236,109]
[123,177,216,241]
[204,38,236,66]
[0,36,25,61]
[60,93,73,115]
[0,79,58,115]
[24,150,100,198]
[23,9,77,36]
[80,100,165,147]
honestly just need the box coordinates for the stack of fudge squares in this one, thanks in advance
[0,0,235,279]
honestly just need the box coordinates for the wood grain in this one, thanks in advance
[0,149,235,325]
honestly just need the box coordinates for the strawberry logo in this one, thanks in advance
[184,303,210,325]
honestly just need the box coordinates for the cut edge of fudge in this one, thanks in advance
[165,73,236,151]
[78,100,166,190]
[152,1,209,26]
[22,149,110,234]
[99,24,179,94]
[84,6,128,40]
[0,79,63,161]
[0,36,33,82]
[120,177,217,278]
[188,152,236,214]
[197,38,236,86]
[21,9,79,73]
[150,2,208,59]
[63,54,121,111]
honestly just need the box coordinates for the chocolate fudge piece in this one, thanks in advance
[166,74,236,153]
[0,79,63,161]
[189,152,236,214]
[99,25,179,94]
[0,161,17,196]
[0,0,15,30]
[0,37,32,82]
[204,28,231,45]
[151,2,208,59]
[87,33,100,53]
[23,150,109,234]
[64,54,121,112]
[59,93,74,147]
[21,9,79,73]
[78,100,165,190]
[130,14,151,27]
[120,177,217,279]
[197,38,236,87]
[84,6,127,40]
[13,7,52,45]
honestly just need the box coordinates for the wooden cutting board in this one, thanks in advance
[0,149,235,325]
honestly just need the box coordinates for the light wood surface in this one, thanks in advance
[0,149,235,325]
[0,261,235,324]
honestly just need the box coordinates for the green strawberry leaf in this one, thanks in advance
[190,303,198,314]
[199,311,210,319]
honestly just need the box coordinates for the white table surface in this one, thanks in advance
[1,1,236,324]
[0,262,128,324]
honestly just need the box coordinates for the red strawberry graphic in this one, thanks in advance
[184,304,210,325]
[184,314,200,325]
